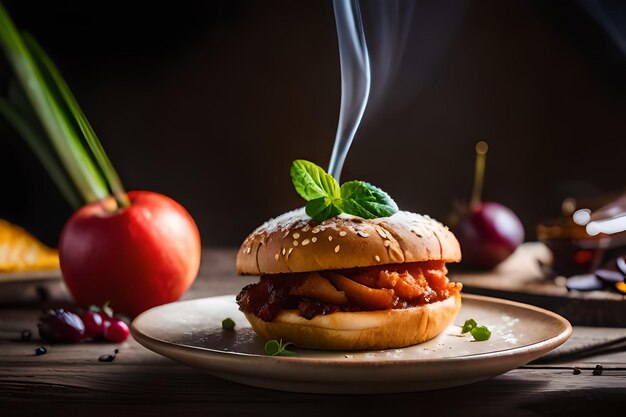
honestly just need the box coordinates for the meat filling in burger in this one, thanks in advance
[237,261,462,322]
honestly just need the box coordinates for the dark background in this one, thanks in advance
[1,0,624,247]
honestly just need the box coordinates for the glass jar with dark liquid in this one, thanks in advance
[538,217,626,277]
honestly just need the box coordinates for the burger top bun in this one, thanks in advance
[237,209,461,275]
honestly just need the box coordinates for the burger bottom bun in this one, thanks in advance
[244,293,461,351]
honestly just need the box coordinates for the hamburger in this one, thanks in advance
[236,208,463,350]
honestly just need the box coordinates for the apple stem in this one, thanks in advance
[113,192,131,210]
[99,192,130,213]
[471,141,488,209]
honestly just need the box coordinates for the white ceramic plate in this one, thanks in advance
[131,294,571,394]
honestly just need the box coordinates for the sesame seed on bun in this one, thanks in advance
[237,208,461,275]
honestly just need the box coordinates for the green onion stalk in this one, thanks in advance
[0,2,129,211]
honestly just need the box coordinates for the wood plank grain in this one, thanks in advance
[1,363,625,417]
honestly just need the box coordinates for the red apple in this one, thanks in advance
[59,191,201,317]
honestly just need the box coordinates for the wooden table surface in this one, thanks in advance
[1,249,625,417]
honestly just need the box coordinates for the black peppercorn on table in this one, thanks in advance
[1,249,625,417]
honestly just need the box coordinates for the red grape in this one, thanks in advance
[37,308,86,343]
[103,319,130,343]
[81,311,105,339]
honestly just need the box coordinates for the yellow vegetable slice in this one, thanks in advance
[0,219,59,272]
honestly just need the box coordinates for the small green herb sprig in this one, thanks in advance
[290,160,398,222]
[221,318,236,330]
[264,339,296,356]
[461,319,492,341]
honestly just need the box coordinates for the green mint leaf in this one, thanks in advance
[291,160,340,201]
[305,197,342,222]
[264,339,296,356]
[222,318,235,330]
[290,160,398,222]
[340,181,398,219]
[470,325,492,341]
[461,319,477,334]
[275,341,296,356]
[264,340,281,355]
